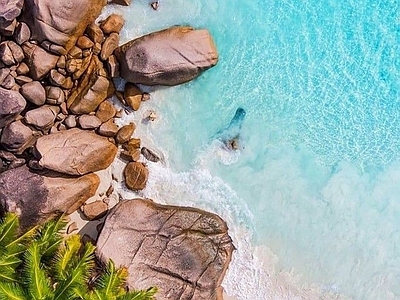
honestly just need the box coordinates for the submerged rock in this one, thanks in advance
[96,199,234,300]
[115,26,218,86]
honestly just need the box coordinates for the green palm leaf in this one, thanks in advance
[0,282,26,300]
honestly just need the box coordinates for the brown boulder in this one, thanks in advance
[115,26,219,86]
[121,138,141,161]
[14,22,31,45]
[95,100,116,122]
[80,200,108,220]
[124,83,142,111]
[0,120,36,154]
[123,162,148,190]
[67,56,114,114]
[86,23,104,44]
[115,123,135,144]
[22,0,107,54]
[22,42,59,80]
[97,119,118,137]
[0,87,26,128]
[34,128,117,175]
[45,86,65,105]
[78,114,102,129]
[0,40,24,65]
[141,147,160,163]
[109,0,130,6]
[24,105,59,131]
[99,14,125,34]
[76,36,94,49]
[100,32,119,61]
[20,81,46,106]
[96,199,234,300]
[0,165,99,229]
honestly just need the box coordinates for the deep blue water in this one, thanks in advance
[103,0,400,298]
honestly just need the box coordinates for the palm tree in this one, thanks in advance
[0,213,156,300]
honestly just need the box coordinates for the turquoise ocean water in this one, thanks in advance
[102,1,399,299]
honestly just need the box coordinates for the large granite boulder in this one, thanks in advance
[22,0,107,53]
[115,26,219,86]
[0,165,99,229]
[0,87,26,128]
[96,199,234,300]
[34,128,117,175]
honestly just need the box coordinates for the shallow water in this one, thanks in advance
[101,0,400,299]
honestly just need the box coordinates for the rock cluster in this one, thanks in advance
[0,0,232,298]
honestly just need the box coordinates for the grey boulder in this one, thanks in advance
[96,199,234,300]
[115,26,218,86]
[0,87,26,128]
[0,165,99,229]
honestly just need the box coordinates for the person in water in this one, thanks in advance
[216,107,246,151]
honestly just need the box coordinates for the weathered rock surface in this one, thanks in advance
[80,200,108,220]
[99,14,125,34]
[96,199,234,300]
[141,147,160,163]
[67,56,114,114]
[115,26,218,86]
[22,42,59,80]
[0,120,36,154]
[22,0,107,53]
[78,114,101,129]
[20,81,46,106]
[95,100,116,122]
[34,128,117,175]
[0,0,23,35]
[123,162,148,190]
[115,123,135,144]
[124,83,142,111]
[24,105,59,131]
[98,119,118,137]
[0,87,26,128]
[0,165,99,229]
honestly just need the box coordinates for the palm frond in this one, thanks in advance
[35,215,67,259]
[23,243,52,299]
[93,260,127,298]
[117,287,157,300]
[0,282,26,300]
[53,235,82,281]
[0,213,18,246]
[53,241,95,300]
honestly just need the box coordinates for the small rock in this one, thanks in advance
[150,1,159,10]
[14,22,31,45]
[86,23,104,44]
[0,120,35,154]
[141,92,151,101]
[95,100,116,122]
[8,158,25,169]
[0,19,16,36]
[66,222,79,234]
[14,75,32,86]
[0,87,26,128]
[106,185,114,197]
[22,42,59,80]
[40,41,67,56]
[0,150,17,162]
[16,62,29,75]
[115,123,135,144]
[80,200,108,220]
[78,115,102,129]
[24,105,60,131]
[141,147,160,162]
[57,55,66,69]
[49,69,73,89]
[0,41,17,65]
[98,119,118,137]
[124,83,142,111]
[124,162,149,190]
[20,81,46,106]
[68,46,83,59]
[0,74,14,89]
[123,138,141,151]
[100,33,119,61]
[92,42,102,55]
[76,36,94,49]
[46,86,65,105]
[105,55,120,78]
[120,148,141,162]
[109,0,130,5]
[100,14,125,34]
[0,68,10,84]
[66,58,83,74]
[64,115,77,128]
